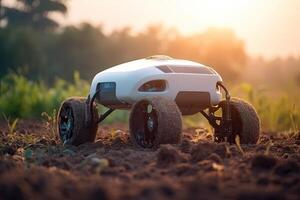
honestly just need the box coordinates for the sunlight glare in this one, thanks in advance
[176,0,254,28]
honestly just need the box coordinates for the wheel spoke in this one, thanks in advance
[143,104,150,146]
[147,104,153,114]
[134,102,155,148]
[130,100,161,148]
[59,105,74,143]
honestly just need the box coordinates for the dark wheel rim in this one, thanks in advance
[133,101,157,148]
[59,105,74,143]
[214,104,241,143]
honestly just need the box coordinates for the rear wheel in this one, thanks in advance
[214,98,260,144]
[129,96,182,148]
[57,97,99,146]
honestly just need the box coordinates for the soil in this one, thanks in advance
[0,120,299,200]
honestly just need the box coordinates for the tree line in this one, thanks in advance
[0,0,299,87]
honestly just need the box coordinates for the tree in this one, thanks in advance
[1,0,67,30]
[0,27,45,79]
[0,0,3,25]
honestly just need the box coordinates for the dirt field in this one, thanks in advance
[0,120,299,200]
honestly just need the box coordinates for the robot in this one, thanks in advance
[57,55,260,147]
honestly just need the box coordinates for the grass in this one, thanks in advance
[2,114,19,135]
[231,83,300,132]
[0,72,89,118]
[0,72,299,132]
[41,109,58,140]
[235,135,245,156]
[0,72,128,124]
[0,116,39,156]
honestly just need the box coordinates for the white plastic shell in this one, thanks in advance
[90,57,223,109]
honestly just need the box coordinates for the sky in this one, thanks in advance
[4,0,300,58]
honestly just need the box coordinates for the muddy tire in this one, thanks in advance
[57,97,99,146]
[129,96,182,148]
[215,97,260,144]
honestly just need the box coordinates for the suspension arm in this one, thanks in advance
[88,89,115,124]
[97,108,115,124]
[200,82,232,135]
[89,89,100,119]
[200,110,219,128]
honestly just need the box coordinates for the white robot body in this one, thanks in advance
[58,55,260,146]
[90,56,222,115]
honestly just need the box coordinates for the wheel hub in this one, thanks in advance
[147,117,155,132]
[132,102,157,148]
[59,106,74,143]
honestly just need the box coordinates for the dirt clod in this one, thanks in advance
[191,142,227,162]
[0,183,25,200]
[251,154,277,171]
[179,138,192,153]
[0,159,17,174]
[1,145,16,155]
[207,153,223,163]
[274,159,300,176]
[237,189,284,200]
[157,144,182,167]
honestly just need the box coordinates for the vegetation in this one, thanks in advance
[1,0,67,30]
[0,24,249,83]
[0,72,128,123]
[231,83,299,132]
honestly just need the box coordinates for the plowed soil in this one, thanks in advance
[0,120,299,200]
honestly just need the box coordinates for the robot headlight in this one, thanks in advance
[138,80,166,92]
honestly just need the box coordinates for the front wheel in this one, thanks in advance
[57,97,99,146]
[214,98,260,144]
[129,96,182,148]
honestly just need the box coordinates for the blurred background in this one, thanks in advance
[0,0,299,131]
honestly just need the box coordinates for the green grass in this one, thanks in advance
[0,73,299,131]
[0,72,88,118]
[231,83,299,132]
[0,72,128,123]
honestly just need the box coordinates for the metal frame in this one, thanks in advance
[199,81,232,140]
[87,89,115,125]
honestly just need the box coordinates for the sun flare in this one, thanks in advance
[174,0,255,28]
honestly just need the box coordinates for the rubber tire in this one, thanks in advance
[57,97,99,146]
[215,97,260,144]
[129,96,182,148]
